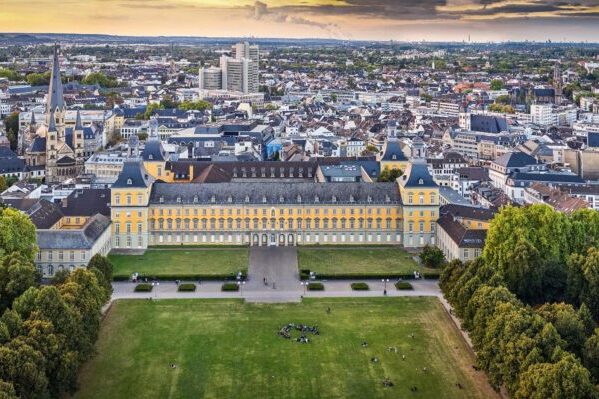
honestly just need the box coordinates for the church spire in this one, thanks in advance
[46,44,65,116]
[48,111,57,132]
[75,109,83,130]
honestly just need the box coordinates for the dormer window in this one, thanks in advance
[418,178,424,185]
[279,195,284,203]
[176,196,181,203]
[332,196,337,203]
[149,154,153,160]
[297,195,302,203]
[349,195,355,203]
[245,195,250,203]
[127,178,132,185]
[227,196,232,203]
[262,196,267,204]
[367,196,372,203]
[159,196,164,203]
[392,155,397,160]
[385,195,390,203]
[193,195,198,203]
[211,195,216,203]
[315,195,320,203]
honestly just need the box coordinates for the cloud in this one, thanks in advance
[247,1,341,34]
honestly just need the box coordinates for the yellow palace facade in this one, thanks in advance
[110,140,439,250]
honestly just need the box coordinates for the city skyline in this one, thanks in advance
[2,0,599,42]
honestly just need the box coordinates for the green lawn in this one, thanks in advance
[298,247,434,277]
[75,298,498,399]
[109,249,248,279]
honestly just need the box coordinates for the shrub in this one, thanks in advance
[178,283,196,292]
[423,272,441,280]
[314,273,416,280]
[308,282,324,291]
[351,282,369,291]
[395,281,413,290]
[221,283,239,291]
[134,283,153,292]
[419,245,445,269]
[300,269,311,280]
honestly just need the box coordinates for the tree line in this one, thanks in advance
[440,205,599,398]
[0,208,113,398]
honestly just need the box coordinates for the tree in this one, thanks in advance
[536,303,587,358]
[583,328,599,383]
[0,177,7,194]
[179,100,212,111]
[514,352,595,399]
[0,253,39,312]
[378,168,403,182]
[0,208,38,261]
[159,95,178,109]
[3,112,19,151]
[483,205,570,304]
[495,94,511,105]
[490,79,504,90]
[82,72,118,88]
[144,103,164,119]
[87,254,113,298]
[0,68,19,81]
[25,71,50,86]
[0,379,17,399]
[419,245,445,269]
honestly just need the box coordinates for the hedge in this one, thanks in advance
[114,272,246,282]
[177,283,197,292]
[395,281,413,290]
[221,283,240,292]
[350,282,369,291]
[308,282,324,291]
[310,273,417,280]
[134,283,153,292]
[423,272,441,280]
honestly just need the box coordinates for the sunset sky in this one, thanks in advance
[1,0,599,42]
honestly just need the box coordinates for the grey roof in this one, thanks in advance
[440,204,496,221]
[3,198,63,229]
[141,140,166,161]
[0,147,27,174]
[493,152,538,168]
[509,172,585,184]
[149,182,401,205]
[437,214,486,248]
[319,165,362,178]
[47,45,65,114]
[113,161,153,188]
[470,114,508,134]
[399,162,437,188]
[61,188,111,217]
[36,214,111,250]
[381,139,407,161]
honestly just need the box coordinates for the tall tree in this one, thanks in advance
[0,208,38,261]
[515,351,595,399]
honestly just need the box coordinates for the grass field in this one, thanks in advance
[75,298,498,399]
[109,248,248,279]
[298,247,434,277]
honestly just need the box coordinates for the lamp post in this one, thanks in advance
[381,278,389,295]
[301,281,307,295]
[237,281,246,296]
[152,281,159,298]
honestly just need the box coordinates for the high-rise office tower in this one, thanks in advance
[199,42,259,94]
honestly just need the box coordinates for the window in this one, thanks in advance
[115,194,121,205]
[126,223,131,233]
[419,193,424,204]
[138,223,143,233]
[408,194,413,204]
[81,251,86,261]
[115,223,120,234]
[127,178,132,185]
[127,195,131,205]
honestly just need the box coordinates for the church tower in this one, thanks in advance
[554,62,563,105]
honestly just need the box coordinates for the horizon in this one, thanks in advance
[2,0,599,42]
[3,32,599,45]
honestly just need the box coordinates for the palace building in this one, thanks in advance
[110,136,439,251]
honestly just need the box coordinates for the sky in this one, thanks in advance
[1,0,599,42]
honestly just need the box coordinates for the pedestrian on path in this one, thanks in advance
[273,281,276,290]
